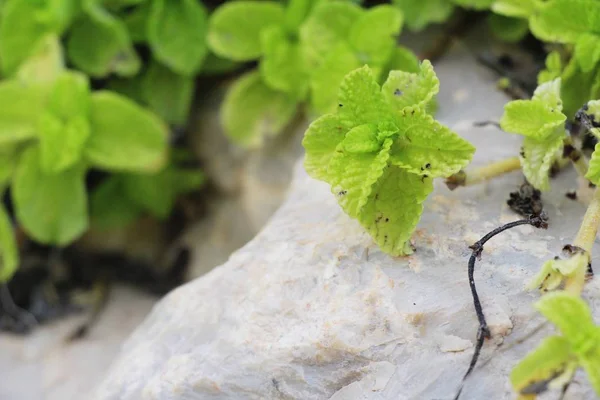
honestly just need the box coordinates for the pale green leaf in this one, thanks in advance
[141,60,195,125]
[0,0,48,76]
[580,347,600,395]
[359,167,433,255]
[328,138,393,216]
[530,0,600,44]
[491,0,537,18]
[299,1,361,67]
[384,45,420,74]
[527,252,589,291]
[221,71,297,147]
[586,143,600,185]
[86,91,168,172]
[207,1,285,61]
[120,1,150,43]
[47,71,91,120]
[561,56,597,119]
[389,110,475,178]
[259,26,309,99]
[284,0,318,32]
[535,291,596,344]
[342,124,380,153]
[12,147,88,245]
[520,134,564,191]
[538,51,563,85]
[16,34,64,85]
[382,60,440,111]
[0,202,18,283]
[309,43,361,115]
[532,78,563,111]
[488,14,529,43]
[302,114,351,181]
[37,112,90,174]
[510,335,575,394]
[0,81,46,146]
[67,4,140,78]
[391,0,454,31]
[90,176,141,230]
[575,33,600,73]
[348,5,403,66]
[35,0,79,33]
[500,100,565,139]
[337,66,391,127]
[147,0,208,76]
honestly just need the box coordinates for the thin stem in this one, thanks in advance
[573,186,600,253]
[563,137,589,178]
[446,157,521,190]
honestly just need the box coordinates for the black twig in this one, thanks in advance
[453,214,549,400]
[473,120,502,130]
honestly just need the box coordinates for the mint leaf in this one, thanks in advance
[259,26,309,99]
[488,14,529,43]
[221,71,297,147]
[16,34,64,85]
[561,56,597,118]
[67,4,140,77]
[302,114,351,180]
[342,124,381,153]
[586,143,600,185]
[536,291,595,341]
[86,91,168,172]
[389,110,475,178]
[391,0,454,31]
[12,147,88,245]
[359,167,433,255]
[208,1,285,61]
[452,0,494,9]
[90,176,142,230]
[0,202,18,283]
[0,81,45,146]
[201,52,242,76]
[382,60,439,111]
[530,0,600,44]
[384,45,420,74]
[538,51,563,84]
[337,66,390,126]
[520,134,564,191]
[581,356,600,395]
[37,112,90,174]
[348,5,403,66]
[500,101,565,139]
[147,0,208,76]
[47,71,91,120]
[491,0,536,18]
[309,43,361,114]
[284,0,317,32]
[141,60,195,125]
[120,1,151,43]
[575,33,600,73]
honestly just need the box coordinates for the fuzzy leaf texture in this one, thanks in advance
[67,3,140,77]
[221,71,297,147]
[12,147,88,245]
[147,0,208,76]
[303,65,474,255]
[382,60,439,111]
[208,1,285,61]
[86,91,168,173]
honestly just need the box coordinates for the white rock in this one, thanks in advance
[93,44,600,400]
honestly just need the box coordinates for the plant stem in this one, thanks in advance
[574,187,600,253]
[563,137,589,178]
[446,157,521,190]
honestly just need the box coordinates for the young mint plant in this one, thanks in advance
[303,63,474,255]
[500,79,567,191]
[511,292,600,397]
[207,0,418,147]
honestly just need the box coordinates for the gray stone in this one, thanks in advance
[93,43,600,400]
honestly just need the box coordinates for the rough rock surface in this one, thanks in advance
[93,44,600,400]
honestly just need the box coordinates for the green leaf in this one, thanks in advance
[12,147,88,245]
[37,112,90,174]
[0,201,18,283]
[391,0,454,31]
[342,124,381,153]
[90,176,141,230]
[500,100,565,139]
[328,138,393,216]
[299,1,362,67]
[520,134,564,191]
[527,251,589,291]
[561,56,597,119]
[535,292,596,344]
[16,34,64,85]
[382,60,440,111]
[452,0,494,9]
[389,110,475,178]
[538,51,563,85]
[0,0,49,76]
[207,1,285,61]
[359,167,433,255]
[259,26,309,99]
[348,5,403,66]
[0,81,45,146]
[86,91,168,172]
[530,0,600,44]
[581,349,600,395]
[47,71,91,120]
[67,4,140,78]
[200,52,242,76]
[284,0,317,32]
[575,33,600,73]
[510,335,576,395]
[337,66,391,127]
[147,0,208,76]
[221,71,297,147]
[532,78,563,110]
[586,143,600,185]
[488,14,529,43]
[0,150,17,188]
[141,60,195,125]
[384,45,420,74]
[309,43,361,115]
[120,1,151,43]
[102,0,146,10]
[491,0,537,18]
[303,114,352,181]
